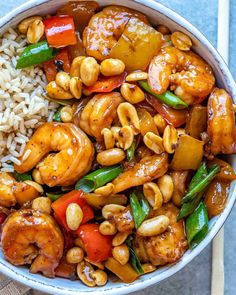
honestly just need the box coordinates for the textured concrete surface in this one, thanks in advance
[0,1,236,295]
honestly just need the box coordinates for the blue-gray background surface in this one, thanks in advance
[0,1,235,295]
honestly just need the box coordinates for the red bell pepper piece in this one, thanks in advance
[146,94,188,127]
[44,15,77,48]
[51,190,94,231]
[76,223,112,262]
[43,48,71,82]
[84,72,127,93]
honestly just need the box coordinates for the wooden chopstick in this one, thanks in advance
[211,1,230,295]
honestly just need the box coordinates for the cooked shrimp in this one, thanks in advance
[15,123,94,187]
[148,46,215,105]
[79,92,123,140]
[112,153,168,194]
[1,209,64,277]
[134,203,187,265]
[83,5,148,60]
[207,88,236,155]
[0,172,40,207]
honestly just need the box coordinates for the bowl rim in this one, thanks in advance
[0,0,236,294]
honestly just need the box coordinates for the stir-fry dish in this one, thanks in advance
[0,1,236,287]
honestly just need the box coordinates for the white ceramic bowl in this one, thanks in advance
[0,1,235,294]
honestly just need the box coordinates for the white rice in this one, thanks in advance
[0,28,59,171]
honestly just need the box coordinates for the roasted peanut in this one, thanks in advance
[112,244,129,265]
[100,58,125,76]
[18,16,42,34]
[102,204,125,219]
[97,148,125,166]
[142,263,156,274]
[157,24,171,35]
[115,126,134,150]
[77,261,95,287]
[137,215,170,237]
[99,220,117,235]
[157,174,174,203]
[163,125,178,153]
[70,77,82,99]
[120,83,145,104]
[94,183,114,196]
[143,132,164,154]
[27,19,44,44]
[91,270,108,286]
[143,182,163,210]
[70,56,85,77]
[177,128,186,137]
[171,31,192,51]
[32,169,44,185]
[60,106,73,123]
[80,57,100,86]
[117,102,140,134]
[101,128,115,149]
[126,71,148,82]
[32,197,51,214]
[154,114,167,135]
[55,72,70,91]
[66,203,83,231]
[66,247,84,264]
[46,81,73,99]
[24,180,43,193]
[112,231,130,247]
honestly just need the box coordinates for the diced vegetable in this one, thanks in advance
[146,94,188,127]
[138,108,158,136]
[186,202,209,248]
[13,172,32,182]
[51,190,94,231]
[84,72,127,93]
[139,81,188,109]
[46,192,63,201]
[126,236,144,274]
[177,162,208,220]
[109,18,162,71]
[76,223,112,262]
[16,40,55,69]
[43,49,71,82]
[44,15,77,48]
[53,109,62,122]
[182,164,220,203]
[58,1,99,33]
[75,165,123,193]
[171,134,204,170]
[186,105,207,139]
[84,193,127,208]
[130,190,150,229]
[105,257,139,283]
[205,179,229,219]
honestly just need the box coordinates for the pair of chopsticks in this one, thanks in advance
[211,1,230,295]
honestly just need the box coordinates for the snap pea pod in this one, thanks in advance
[75,165,123,193]
[177,163,208,220]
[186,202,209,248]
[130,190,150,229]
[126,236,144,274]
[138,81,188,109]
[182,164,220,204]
[16,40,55,69]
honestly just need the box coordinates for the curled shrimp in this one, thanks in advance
[83,5,148,60]
[1,209,64,277]
[134,203,188,265]
[15,123,94,187]
[0,172,40,207]
[79,92,123,140]
[207,88,236,155]
[112,153,168,194]
[148,46,215,105]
